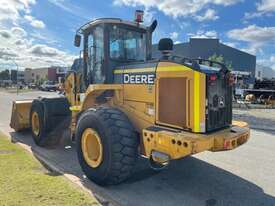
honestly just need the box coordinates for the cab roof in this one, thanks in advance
[77,18,147,34]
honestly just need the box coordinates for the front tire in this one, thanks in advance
[76,107,139,185]
[30,100,48,146]
[30,99,66,147]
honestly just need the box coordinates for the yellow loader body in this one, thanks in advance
[142,121,249,162]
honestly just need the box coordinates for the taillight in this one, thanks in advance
[208,74,217,86]
[209,74,217,81]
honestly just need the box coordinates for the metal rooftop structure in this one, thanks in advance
[76,18,147,34]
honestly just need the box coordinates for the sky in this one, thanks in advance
[0,0,274,70]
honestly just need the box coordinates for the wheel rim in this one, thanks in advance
[81,128,103,168]
[31,111,40,136]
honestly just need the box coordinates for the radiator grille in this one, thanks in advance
[158,77,188,128]
[207,75,232,132]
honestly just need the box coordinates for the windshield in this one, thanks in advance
[109,25,146,61]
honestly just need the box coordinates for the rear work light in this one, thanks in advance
[135,10,144,23]
[209,74,217,81]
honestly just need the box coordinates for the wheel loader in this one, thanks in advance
[10,12,250,185]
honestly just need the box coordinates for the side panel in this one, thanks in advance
[156,62,206,133]
[113,63,157,132]
[112,61,206,133]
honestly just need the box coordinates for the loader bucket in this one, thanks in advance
[10,100,33,132]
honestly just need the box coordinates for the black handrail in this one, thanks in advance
[163,55,201,71]
[192,58,228,73]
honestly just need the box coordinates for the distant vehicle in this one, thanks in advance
[28,83,37,89]
[39,81,57,91]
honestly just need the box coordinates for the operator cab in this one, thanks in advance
[74,14,157,88]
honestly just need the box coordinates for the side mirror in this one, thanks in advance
[74,34,81,47]
[149,20,158,33]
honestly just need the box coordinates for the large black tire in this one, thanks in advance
[30,100,52,146]
[76,107,139,185]
[30,98,71,147]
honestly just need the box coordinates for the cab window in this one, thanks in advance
[109,25,146,61]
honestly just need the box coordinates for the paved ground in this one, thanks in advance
[1,91,275,206]
[234,109,275,131]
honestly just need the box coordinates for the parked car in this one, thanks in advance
[28,83,37,89]
[39,81,57,91]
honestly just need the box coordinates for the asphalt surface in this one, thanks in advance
[0,91,275,206]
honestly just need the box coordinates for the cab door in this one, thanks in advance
[86,25,105,84]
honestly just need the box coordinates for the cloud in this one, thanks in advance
[188,30,218,39]
[47,0,91,20]
[0,1,46,30]
[194,9,219,22]
[29,44,59,57]
[47,0,75,13]
[0,27,76,68]
[0,48,18,58]
[243,0,275,20]
[169,32,181,43]
[257,56,275,70]
[0,0,36,22]
[227,25,275,55]
[143,9,155,24]
[24,15,46,29]
[0,1,75,68]
[113,0,241,18]
[11,27,27,37]
[257,0,275,13]
[244,12,264,20]
[170,32,179,40]
[14,39,28,46]
[222,41,237,48]
[227,25,275,44]
[0,30,12,39]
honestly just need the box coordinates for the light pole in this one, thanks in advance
[5,57,19,95]
[13,60,19,95]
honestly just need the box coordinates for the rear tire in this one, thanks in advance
[76,107,139,185]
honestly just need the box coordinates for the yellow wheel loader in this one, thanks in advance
[10,13,250,185]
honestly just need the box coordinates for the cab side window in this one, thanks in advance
[87,25,105,84]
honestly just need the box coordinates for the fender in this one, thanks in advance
[81,84,123,110]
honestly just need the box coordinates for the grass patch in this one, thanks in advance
[0,133,100,206]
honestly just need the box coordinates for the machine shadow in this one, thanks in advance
[9,131,275,206]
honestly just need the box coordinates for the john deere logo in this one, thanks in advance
[123,73,155,84]
[218,96,225,107]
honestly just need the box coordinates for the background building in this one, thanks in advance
[153,38,256,85]
[255,64,275,80]
[24,66,68,84]
[17,71,25,83]
[56,67,69,82]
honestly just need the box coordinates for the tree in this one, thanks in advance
[208,54,232,70]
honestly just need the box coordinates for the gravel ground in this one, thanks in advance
[233,109,275,130]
